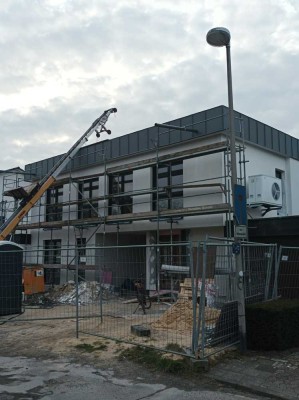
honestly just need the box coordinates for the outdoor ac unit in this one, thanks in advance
[247,175,282,207]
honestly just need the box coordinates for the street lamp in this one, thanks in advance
[206,27,247,352]
[206,27,237,200]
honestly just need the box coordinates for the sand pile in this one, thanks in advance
[151,298,220,334]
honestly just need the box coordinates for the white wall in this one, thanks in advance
[286,158,299,215]
[244,143,299,217]
[23,133,299,254]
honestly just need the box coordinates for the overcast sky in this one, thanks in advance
[0,0,298,170]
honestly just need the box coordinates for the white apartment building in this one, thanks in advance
[12,105,299,285]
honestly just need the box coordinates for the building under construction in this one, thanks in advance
[1,105,298,288]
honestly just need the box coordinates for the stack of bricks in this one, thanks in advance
[179,278,193,300]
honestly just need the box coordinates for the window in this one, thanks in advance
[44,239,61,285]
[78,178,99,219]
[46,185,63,222]
[275,169,283,180]
[109,172,133,215]
[153,161,183,211]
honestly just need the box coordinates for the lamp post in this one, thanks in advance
[206,27,247,352]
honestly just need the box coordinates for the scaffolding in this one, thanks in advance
[1,115,247,271]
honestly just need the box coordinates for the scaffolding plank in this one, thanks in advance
[18,203,231,229]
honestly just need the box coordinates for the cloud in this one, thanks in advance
[0,0,299,170]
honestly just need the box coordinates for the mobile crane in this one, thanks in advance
[0,107,117,240]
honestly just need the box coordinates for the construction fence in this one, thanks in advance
[0,240,293,359]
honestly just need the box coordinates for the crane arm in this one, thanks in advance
[0,107,117,240]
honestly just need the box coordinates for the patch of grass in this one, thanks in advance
[118,346,189,374]
[75,342,108,353]
[165,343,184,353]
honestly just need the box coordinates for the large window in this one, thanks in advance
[109,172,133,215]
[46,185,63,222]
[153,161,183,211]
[44,239,61,285]
[78,178,99,219]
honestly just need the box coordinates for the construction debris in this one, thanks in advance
[25,281,107,306]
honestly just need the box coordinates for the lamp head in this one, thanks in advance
[206,27,231,47]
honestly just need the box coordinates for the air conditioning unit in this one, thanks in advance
[247,175,282,207]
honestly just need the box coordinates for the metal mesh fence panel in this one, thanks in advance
[242,243,277,304]
[78,243,195,357]
[275,247,299,299]
[0,246,101,323]
[194,241,238,359]
[195,241,276,359]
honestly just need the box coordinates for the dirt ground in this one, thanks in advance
[0,300,190,366]
[0,316,118,362]
[0,285,220,371]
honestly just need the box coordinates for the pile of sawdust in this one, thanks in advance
[151,298,220,334]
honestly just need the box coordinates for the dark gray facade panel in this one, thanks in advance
[138,129,148,151]
[192,120,205,137]
[265,126,272,148]
[94,142,105,163]
[181,115,193,140]
[71,154,81,170]
[249,119,257,143]
[102,141,112,160]
[79,147,88,167]
[287,137,298,158]
[111,137,120,158]
[42,160,48,178]
[86,145,96,164]
[193,110,207,135]
[272,129,279,152]
[286,136,292,158]
[257,122,265,147]
[279,132,286,155]
[148,126,157,148]
[206,106,225,134]
[120,135,129,156]
[129,132,138,153]
[169,122,181,144]
[239,115,249,141]
[293,138,299,159]
[159,130,170,147]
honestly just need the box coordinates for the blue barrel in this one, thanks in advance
[0,241,23,316]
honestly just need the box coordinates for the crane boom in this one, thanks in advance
[0,107,117,240]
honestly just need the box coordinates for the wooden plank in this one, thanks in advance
[18,202,231,230]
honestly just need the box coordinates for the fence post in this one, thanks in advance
[236,243,246,352]
[264,245,275,300]
[198,241,207,359]
[75,247,79,339]
[192,241,201,356]
[191,241,197,356]
[273,245,282,299]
